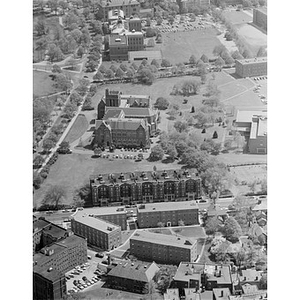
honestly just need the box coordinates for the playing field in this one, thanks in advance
[63,114,89,144]
[158,28,223,64]
[33,70,59,97]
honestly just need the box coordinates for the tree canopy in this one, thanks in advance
[42,185,67,209]
[149,145,164,161]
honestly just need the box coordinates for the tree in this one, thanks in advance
[242,0,252,8]
[153,266,177,294]
[257,46,267,57]
[231,50,243,60]
[63,102,77,119]
[54,74,72,92]
[157,222,165,232]
[47,44,64,62]
[149,145,164,161]
[161,59,171,68]
[43,138,55,152]
[137,68,155,85]
[85,59,98,72]
[35,17,47,36]
[126,69,134,78]
[194,111,208,128]
[156,17,163,25]
[205,216,222,235]
[146,27,156,37]
[93,71,104,81]
[258,0,266,6]
[52,64,62,73]
[147,39,155,47]
[110,64,118,72]
[156,36,162,44]
[258,274,267,289]
[73,183,91,206]
[33,155,44,168]
[215,57,225,68]
[222,217,243,243]
[213,131,218,139]
[166,144,178,160]
[154,97,169,110]
[213,45,227,57]
[242,49,252,59]
[119,63,128,72]
[174,121,188,133]
[150,59,159,69]
[105,69,115,78]
[59,141,70,150]
[98,64,107,73]
[43,185,67,209]
[225,56,235,65]
[200,54,209,63]
[189,54,197,65]
[115,68,125,78]
[77,46,85,58]
[191,106,195,113]
[33,173,43,189]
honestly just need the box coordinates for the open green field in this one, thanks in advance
[230,164,267,183]
[33,70,59,97]
[63,114,89,144]
[171,226,207,239]
[157,28,223,64]
[222,10,252,25]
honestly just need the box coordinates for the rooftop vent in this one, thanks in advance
[48,267,53,272]
[115,38,121,42]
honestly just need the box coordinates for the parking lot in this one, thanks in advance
[95,147,150,161]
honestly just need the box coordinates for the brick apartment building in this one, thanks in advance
[33,234,87,300]
[98,0,140,21]
[107,261,160,293]
[71,212,122,250]
[253,7,267,32]
[74,206,127,230]
[90,169,202,206]
[172,263,233,293]
[235,110,267,154]
[137,200,199,228]
[130,231,198,265]
[235,57,267,78]
[126,30,144,51]
[33,218,69,254]
[129,17,142,32]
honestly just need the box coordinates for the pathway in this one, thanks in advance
[195,238,207,263]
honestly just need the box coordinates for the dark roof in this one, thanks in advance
[122,107,154,117]
[107,261,159,283]
[42,223,67,239]
[33,219,50,233]
[213,288,231,300]
[103,108,124,120]
[33,265,64,283]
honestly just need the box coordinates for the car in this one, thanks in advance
[87,282,91,286]
[87,255,92,260]
[68,290,75,294]
[83,284,88,288]
[102,260,108,265]
[96,252,104,258]
[69,274,74,278]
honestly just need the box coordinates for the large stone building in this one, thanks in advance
[33,234,87,300]
[94,89,158,148]
[253,7,267,32]
[137,200,200,228]
[130,231,198,264]
[235,110,267,154]
[98,0,140,21]
[71,211,122,250]
[33,218,69,254]
[235,57,267,78]
[107,261,160,293]
[172,262,233,293]
[109,35,129,61]
[90,169,202,206]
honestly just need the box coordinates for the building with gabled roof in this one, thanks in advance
[107,261,159,293]
[130,230,198,264]
[164,288,180,300]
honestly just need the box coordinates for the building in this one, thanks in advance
[73,206,127,230]
[90,169,201,207]
[235,57,267,78]
[173,263,233,293]
[33,218,69,254]
[95,89,158,146]
[109,35,128,61]
[184,288,213,300]
[129,17,142,32]
[213,288,232,300]
[107,261,160,293]
[127,30,144,51]
[240,269,263,287]
[128,50,162,62]
[108,9,125,23]
[33,234,87,300]
[235,110,267,154]
[137,200,199,228]
[71,212,121,250]
[253,8,267,32]
[99,0,140,21]
[130,231,197,264]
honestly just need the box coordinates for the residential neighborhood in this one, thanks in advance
[32,1,269,299]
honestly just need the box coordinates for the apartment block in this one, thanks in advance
[130,231,198,265]
[71,212,122,250]
[235,57,267,78]
[253,8,267,32]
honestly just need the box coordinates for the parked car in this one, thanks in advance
[96,252,104,258]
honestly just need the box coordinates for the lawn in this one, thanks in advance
[33,70,59,97]
[63,114,89,144]
[33,154,181,208]
[229,164,267,183]
[157,28,223,64]
[171,226,207,239]
[222,10,252,25]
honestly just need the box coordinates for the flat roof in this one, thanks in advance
[131,230,196,249]
[255,7,267,15]
[109,35,127,46]
[213,288,232,300]
[126,30,143,36]
[72,213,120,233]
[100,0,139,7]
[173,263,232,285]
[137,200,198,213]
[236,110,267,123]
[184,289,213,300]
[91,169,200,186]
[236,57,267,65]
[74,206,127,217]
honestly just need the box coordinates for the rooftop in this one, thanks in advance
[213,288,232,300]
[126,30,144,36]
[109,118,147,130]
[109,35,127,46]
[164,288,180,300]
[74,206,127,218]
[128,50,162,61]
[236,110,267,124]
[254,7,267,15]
[100,0,140,7]
[236,57,267,65]
[173,263,232,285]
[33,219,50,233]
[103,108,124,120]
[90,169,200,186]
[72,213,120,233]
[131,230,196,249]
[184,289,213,300]
[241,269,263,282]
[122,107,154,116]
[137,200,198,213]
[33,265,63,283]
[107,261,159,283]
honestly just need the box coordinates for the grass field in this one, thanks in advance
[171,226,207,239]
[63,114,89,144]
[33,70,59,97]
[157,28,223,64]
[222,10,252,25]
[230,164,267,183]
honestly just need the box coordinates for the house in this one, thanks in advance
[107,261,160,293]
[164,288,180,300]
